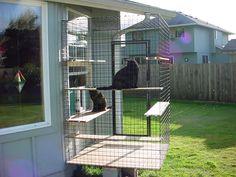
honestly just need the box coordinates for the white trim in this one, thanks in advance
[0,1,51,135]
[48,0,175,17]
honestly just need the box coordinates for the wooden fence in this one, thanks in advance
[170,64,236,102]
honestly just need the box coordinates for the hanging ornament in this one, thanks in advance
[13,70,26,93]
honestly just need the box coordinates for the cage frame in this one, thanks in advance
[62,13,171,170]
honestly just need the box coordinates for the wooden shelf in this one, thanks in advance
[67,134,161,142]
[144,102,170,117]
[65,87,163,91]
[63,59,106,64]
[67,140,169,169]
[67,109,111,123]
[65,87,97,91]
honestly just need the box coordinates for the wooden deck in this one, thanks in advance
[65,87,163,91]
[67,140,168,169]
[67,134,162,142]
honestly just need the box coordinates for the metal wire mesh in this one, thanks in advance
[62,14,171,170]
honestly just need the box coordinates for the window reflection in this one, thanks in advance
[0,2,43,129]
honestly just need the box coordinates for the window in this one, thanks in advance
[67,9,89,60]
[0,1,50,134]
[169,56,174,64]
[215,30,218,39]
[67,9,90,115]
[176,28,185,38]
[202,55,209,64]
[132,31,144,40]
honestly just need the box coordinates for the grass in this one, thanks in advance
[1,97,236,176]
[0,103,43,128]
[139,100,236,177]
[83,98,236,177]
[122,96,160,136]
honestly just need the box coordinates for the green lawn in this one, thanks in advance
[0,104,43,128]
[81,98,236,177]
[123,96,160,136]
[139,100,236,177]
[1,98,236,177]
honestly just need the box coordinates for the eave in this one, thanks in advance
[45,0,175,17]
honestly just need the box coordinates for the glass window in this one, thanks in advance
[132,31,144,40]
[202,55,209,64]
[0,2,47,131]
[176,28,185,38]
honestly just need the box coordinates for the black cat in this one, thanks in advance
[89,90,107,112]
[98,59,139,90]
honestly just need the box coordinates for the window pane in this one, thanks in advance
[0,2,44,129]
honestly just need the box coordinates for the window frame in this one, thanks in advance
[132,31,144,40]
[0,0,51,135]
[202,55,209,64]
[176,28,185,38]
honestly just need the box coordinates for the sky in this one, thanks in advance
[133,0,236,39]
[0,2,41,33]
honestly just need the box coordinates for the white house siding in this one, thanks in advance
[0,2,70,177]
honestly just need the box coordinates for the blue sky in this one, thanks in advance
[133,0,236,39]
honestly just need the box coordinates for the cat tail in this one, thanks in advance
[96,86,113,90]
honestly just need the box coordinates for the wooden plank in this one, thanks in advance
[72,134,161,142]
[64,59,106,65]
[65,87,163,91]
[144,102,169,117]
[67,109,111,122]
[67,140,169,169]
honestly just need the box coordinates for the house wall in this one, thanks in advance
[169,26,196,64]
[170,26,195,53]
[215,30,228,48]
[194,26,211,53]
[194,26,215,63]
[0,2,72,177]
[211,48,231,63]
[172,52,197,64]
[0,2,122,177]
[229,54,236,63]
[125,30,159,56]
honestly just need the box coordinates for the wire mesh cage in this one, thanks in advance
[62,13,171,170]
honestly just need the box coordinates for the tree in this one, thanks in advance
[2,9,41,68]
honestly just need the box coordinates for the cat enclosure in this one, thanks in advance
[62,14,171,170]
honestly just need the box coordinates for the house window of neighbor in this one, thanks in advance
[0,1,50,134]
[169,56,174,64]
[132,31,144,40]
[202,55,209,64]
[176,28,185,38]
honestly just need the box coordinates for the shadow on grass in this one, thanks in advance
[170,100,236,149]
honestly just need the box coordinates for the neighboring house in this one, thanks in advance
[0,1,171,177]
[167,12,232,64]
[222,39,236,62]
[123,11,233,64]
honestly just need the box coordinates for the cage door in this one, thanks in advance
[111,40,151,136]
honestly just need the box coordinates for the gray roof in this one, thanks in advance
[126,17,161,30]
[126,11,232,34]
[166,12,232,34]
[222,39,236,52]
